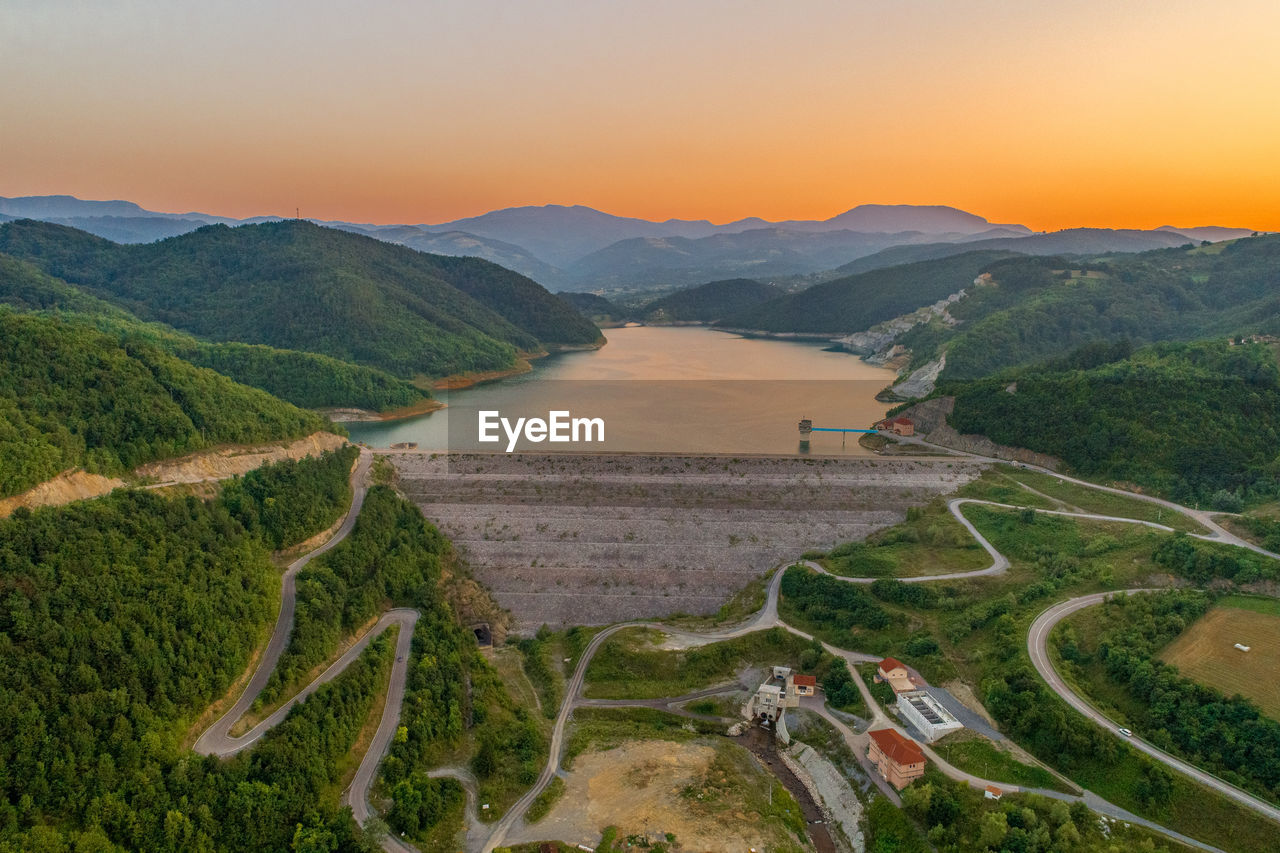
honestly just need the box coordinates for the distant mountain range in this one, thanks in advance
[0,194,1259,292]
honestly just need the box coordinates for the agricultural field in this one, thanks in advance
[1160,599,1280,720]
[388,451,985,628]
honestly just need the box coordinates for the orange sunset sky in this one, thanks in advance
[2,0,1278,231]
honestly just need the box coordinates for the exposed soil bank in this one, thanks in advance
[320,398,446,423]
[137,432,348,485]
[0,470,126,518]
[0,432,350,518]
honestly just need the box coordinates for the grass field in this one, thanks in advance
[821,496,990,579]
[998,466,1208,533]
[930,730,1073,793]
[1160,604,1280,719]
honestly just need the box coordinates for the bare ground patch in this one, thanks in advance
[504,739,810,852]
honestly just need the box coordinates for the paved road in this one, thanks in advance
[1029,592,1280,826]
[191,451,436,853]
[342,610,419,837]
[899,434,1280,560]
[485,556,1225,853]
[189,440,1273,852]
[193,449,373,756]
[482,567,791,851]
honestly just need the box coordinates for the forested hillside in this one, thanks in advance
[944,340,1280,506]
[721,251,1016,333]
[0,252,432,411]
[557,291,626,324]
[0,448,380,852]
[902,236,1280,380]
[0,219,601,380]
[0,309,329,497]
[640,278,777,323]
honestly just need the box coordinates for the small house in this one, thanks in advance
[789,673,816,697]
[985,786,1003,800]
[890,417,915,436]
[876,657,915,693]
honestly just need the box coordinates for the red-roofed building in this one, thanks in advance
[876,657,914,693]
[868,729,926,789]
[789,673,816,696]
[985,785,1003,800]
[873,417,915,436]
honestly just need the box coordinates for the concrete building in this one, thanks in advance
[876,657,915,694]
[868,728,926,790]
[747,683,784,720]
[985,785,1003,800]
[897,690,964,742]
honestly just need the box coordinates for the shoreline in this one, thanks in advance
[431,355,536,390]
[320,397,446,423]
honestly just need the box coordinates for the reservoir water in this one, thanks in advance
[345,326,898,455]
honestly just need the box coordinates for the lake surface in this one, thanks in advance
[346,326,898,455]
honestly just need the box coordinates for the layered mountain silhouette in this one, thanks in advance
[0,195,1257,292]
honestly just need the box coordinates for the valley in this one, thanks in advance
[8,5,1280,853]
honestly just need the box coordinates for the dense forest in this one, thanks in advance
[892,769,1182,853]
[249,481,539,843]
[779,565,896,653]
[711,233,1280,385]
[720,251,1016,334]
[0,251,433,411]
[221,445,358,550]
[255,485,450,707]
[640,278,777,323]
[0,219,601,380]
[901,235,1280,380]
[0,445,388,852]
[1057,592,1280,805]
[0,308,329,497]
[942,340,1280,506]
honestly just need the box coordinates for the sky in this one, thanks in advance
[3,0,1278,230]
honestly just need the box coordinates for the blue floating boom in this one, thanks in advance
[808,427,878,433]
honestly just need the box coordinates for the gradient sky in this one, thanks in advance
[3,0,1278,230]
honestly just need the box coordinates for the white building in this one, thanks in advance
[897,690,963,742]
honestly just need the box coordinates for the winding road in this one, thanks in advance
[191,441,1278,853]
[1028,592,1280,825]
[193,450,427,853]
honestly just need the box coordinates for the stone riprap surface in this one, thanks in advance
[386,452,986,629]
